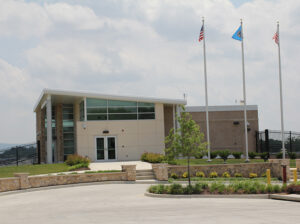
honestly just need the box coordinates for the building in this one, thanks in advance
[34,89,259,163]
[186,105,259,153]
[34,89,185,163]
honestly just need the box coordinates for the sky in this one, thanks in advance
[0,0,299,144]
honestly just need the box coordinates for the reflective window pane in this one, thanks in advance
[87,98,107,107]
[108,107,137,113]
[138,102,154,107]
[138,113,155,119]
[87,107,107,113]
[87,114,107,120]
[138,106,155,113]
[109,114,137,120]
[108,100,137,107]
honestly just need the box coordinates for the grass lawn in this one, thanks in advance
[0,163,70,178]
[173,158,296,167]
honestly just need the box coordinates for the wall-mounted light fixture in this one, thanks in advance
[103,130,109,134]
[82,123,87,129]
[233,121,240,125]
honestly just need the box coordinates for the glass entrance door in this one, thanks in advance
[96,136,116,161]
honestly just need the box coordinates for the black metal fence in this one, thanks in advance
[256,129,300,154]
[0,143,38,167]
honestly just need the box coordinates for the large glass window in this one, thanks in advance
[79,101,84,121]
[63,104,74,158]
[86,98,155,121]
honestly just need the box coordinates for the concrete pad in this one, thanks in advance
[0,184,300,224]
[89,161,152,171]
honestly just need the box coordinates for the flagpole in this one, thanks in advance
[202,17,211,162]
[276,21,286,159]
[240,19,249,162]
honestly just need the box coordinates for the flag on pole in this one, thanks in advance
[232,25,243,41]
[273,29,279,44]
[198,25,204,42]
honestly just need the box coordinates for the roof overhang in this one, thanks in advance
[34,89,187,112]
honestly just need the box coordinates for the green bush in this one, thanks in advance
[232,152,243,159]
[288,152,296,159]
[65,154,90,166]
[276,152,283,159]
[218,150,230,163]
[196,171,205,178]
[168,183,184,194]
[234,173,243,178]
[210,151,218,159]
[248,152,257,159]
[261,172,267,178]
[258,152,269,162]
[168,160,177,165]
[170,173,178,179]
[140,152,165,163]
[222,172,231,178]
[209,171,218,178]
[195,153,203,159]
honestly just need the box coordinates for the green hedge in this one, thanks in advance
[141,152,165,163]
[148,181,289,195]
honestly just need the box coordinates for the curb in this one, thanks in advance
[144,192,270,199]
[270,194,300,202]
[0,180,167,197]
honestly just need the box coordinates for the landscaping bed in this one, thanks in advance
[148,181,295,195]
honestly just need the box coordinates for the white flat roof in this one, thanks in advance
[186,105,258,112]
[34,89,187,112]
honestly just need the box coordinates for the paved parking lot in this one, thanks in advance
[0,184,299,224]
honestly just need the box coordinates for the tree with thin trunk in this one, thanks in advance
[165,106,207,186]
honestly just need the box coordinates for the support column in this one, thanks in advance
[46,95,53,164]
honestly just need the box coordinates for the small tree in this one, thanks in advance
[165,106,207,186]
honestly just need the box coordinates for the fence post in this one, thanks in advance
[265,129,270,154]
[290,131,292,153]
[16,147,19,166]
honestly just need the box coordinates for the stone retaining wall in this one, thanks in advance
[168,162,288,179]
[0,169,132,193]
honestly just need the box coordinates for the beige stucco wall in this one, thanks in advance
[76,103,165,161]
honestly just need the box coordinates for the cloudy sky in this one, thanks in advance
[0,0,299,144]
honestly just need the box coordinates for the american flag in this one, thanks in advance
[198,25,204,42]
[273,30,279,44]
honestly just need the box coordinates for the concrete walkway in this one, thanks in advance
[0,184,300,224]
[89,161,152,171]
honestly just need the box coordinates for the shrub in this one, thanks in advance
[217,150,230,163]
[249,173,258,178]
[273,185,281,193]
[182,172,188,178]
[266,184,274,193]
[248,152,257,159]
[276,152,283,159]
[210,151,218,159]
[65,154,90,166]
[288,152,296,159]
[170,173,178,179]
[234,173,242,178]
[261,172,267,178]
[193,183,204,194]
[168,183,184,194]
[195,153,203,159]
[140,152,165,163]
[209,171,218,178]
[258,152,269,162]
[222,172,231,178]
[232,152,243,159]
[196,171,205,178]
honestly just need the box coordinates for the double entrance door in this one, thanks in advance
[96,136,117,161]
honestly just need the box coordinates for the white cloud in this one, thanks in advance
[0,0,300,143]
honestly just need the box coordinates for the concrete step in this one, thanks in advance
[136,175,156,180]
[136,171,154,176]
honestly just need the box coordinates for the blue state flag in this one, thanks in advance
[232,25,242,41]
